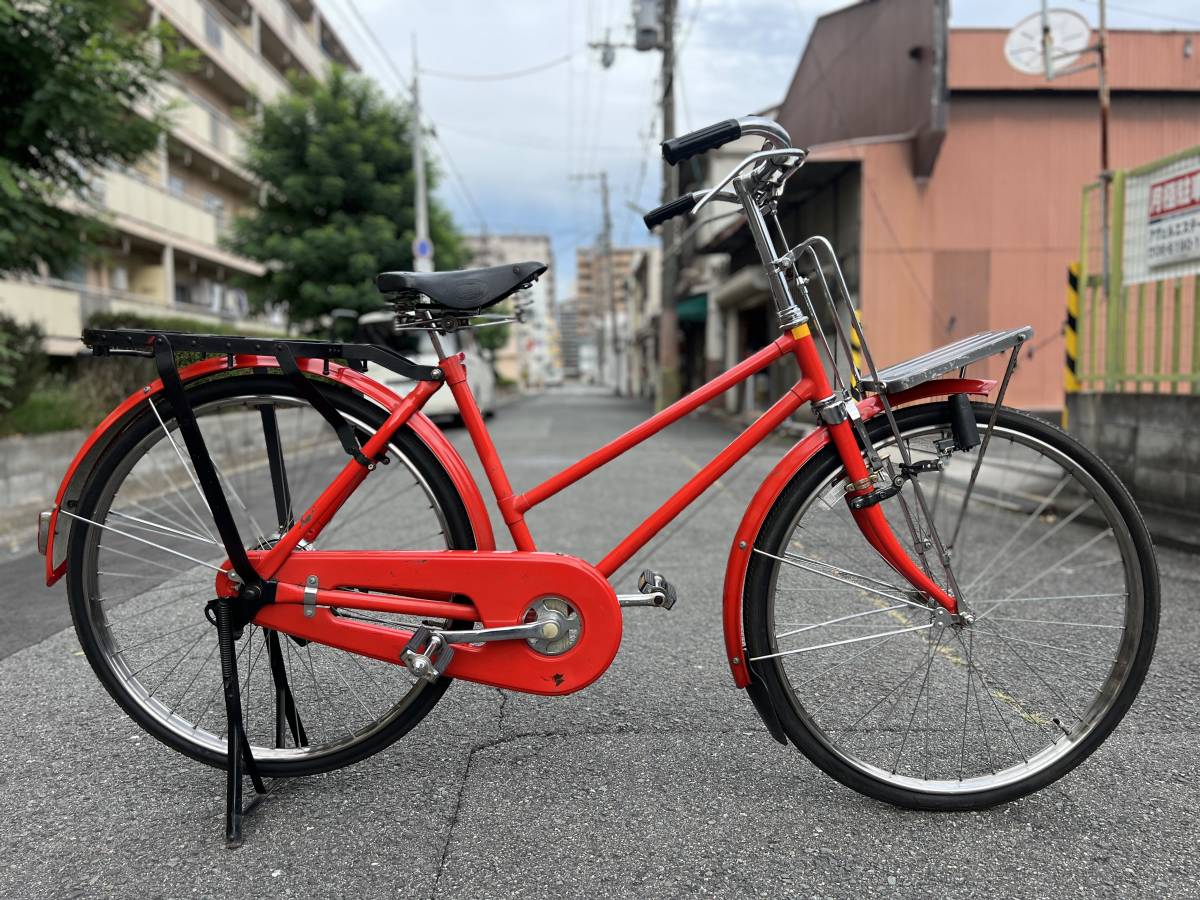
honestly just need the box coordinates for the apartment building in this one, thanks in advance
[0,0,358,354]
[574,246,639,321]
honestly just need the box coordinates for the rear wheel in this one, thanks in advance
[743,401,1159,809]
[67,373,476,777]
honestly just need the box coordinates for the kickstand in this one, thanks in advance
[214,595,269,849]
[266,629,307,749]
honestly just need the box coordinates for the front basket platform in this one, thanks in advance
[858,326,1032,394]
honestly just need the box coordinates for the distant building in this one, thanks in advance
[464,233,560,388]
[623,247,661,400]
[558,297,597,382]
[685,0,1200,412]
[0,0,359,354]
[575,246,639,320]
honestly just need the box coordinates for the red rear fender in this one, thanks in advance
[43,356,494,585]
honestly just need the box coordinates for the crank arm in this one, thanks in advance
[435,616,564,645]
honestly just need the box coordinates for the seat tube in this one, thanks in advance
[440,355,536,551]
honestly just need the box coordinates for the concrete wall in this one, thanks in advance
[1067,392,1200,510]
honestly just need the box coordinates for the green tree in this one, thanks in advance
[228,68,465,327]
[0,0,186,275]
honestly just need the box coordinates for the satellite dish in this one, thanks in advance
[1004,8,1092,78]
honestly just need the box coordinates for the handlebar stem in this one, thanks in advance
[733,174,807,330]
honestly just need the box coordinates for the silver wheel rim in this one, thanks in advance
[77,390,458,763]
[760,416,1145,794]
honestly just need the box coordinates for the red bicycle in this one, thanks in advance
[41,116,1158,843]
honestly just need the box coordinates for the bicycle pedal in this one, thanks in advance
[636,570,678,609]
[400,626,454,684]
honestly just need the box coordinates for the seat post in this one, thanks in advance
[422,311,449,359]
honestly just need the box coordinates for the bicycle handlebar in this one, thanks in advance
[661,115,793,165]
[643,192,699,230]
[661,119,742,165]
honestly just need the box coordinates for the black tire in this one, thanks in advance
[67,373,477,777]
[743,402,1159,810]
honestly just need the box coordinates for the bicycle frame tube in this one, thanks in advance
[238,322,958,617]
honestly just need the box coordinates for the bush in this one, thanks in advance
[0,314,46,412]
[0,378,85,437]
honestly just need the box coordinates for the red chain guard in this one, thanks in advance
[248,551,623,696]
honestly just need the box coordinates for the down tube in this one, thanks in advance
[596,380,814,577]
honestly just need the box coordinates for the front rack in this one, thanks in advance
[859,327,1033,394]
[769,234,1031,399]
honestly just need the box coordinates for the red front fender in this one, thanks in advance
[43,355,495,585]
[721,378,995,687]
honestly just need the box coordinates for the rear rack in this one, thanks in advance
[858,326,1033,394]
[82,328,441,383]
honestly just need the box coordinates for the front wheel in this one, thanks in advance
[743,401,1159,810]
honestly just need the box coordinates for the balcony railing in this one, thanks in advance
[102,169,228,247]
[152,0,289,103]
[160,81,249,169]
[254,0,329,78]
[0,276,283,352]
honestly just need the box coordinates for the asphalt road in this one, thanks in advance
[1,388,1197,899]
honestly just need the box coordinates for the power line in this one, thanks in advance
[333,0,488,231]
[1077,0,1200,28]
[420,51,579,82]
[335,0,414,102]
[430,130,488,231]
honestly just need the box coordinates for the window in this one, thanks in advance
[204,8,223,49]
[209,282,224,311]
[202,192,226,227]
[209,111,223,151]
[227,288,248,316]
[174,283,193,306]
[110,265,128,292]
[167,174,185,198]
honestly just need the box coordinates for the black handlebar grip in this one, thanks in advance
[643,194,698,230]
[661,119,742,165]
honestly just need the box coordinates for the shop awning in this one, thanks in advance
[677,293,707,323]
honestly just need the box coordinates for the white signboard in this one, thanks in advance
[1146,168,1200,268]
[1121,151,1200,285]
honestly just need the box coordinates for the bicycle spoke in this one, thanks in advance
[61,509,224,573]
[749,622,933,661]
[963,474,1071,591]
[108,509,223,547]
[892,629,943,774]
[776,603,911,641]
[753,548,928,611]
[148,398,215,523]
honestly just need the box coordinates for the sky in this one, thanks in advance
[318,0,1200,295]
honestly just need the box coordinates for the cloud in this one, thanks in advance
[329,0,1200,294]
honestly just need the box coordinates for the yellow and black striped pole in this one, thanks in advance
[1063,262,1081,428]
[850,308,863,387]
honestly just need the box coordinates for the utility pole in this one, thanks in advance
[1096,0,1111,302]
[656,0,679,408]
[590,0,677,406]
[571,171,619,393]
[411,35,434,273]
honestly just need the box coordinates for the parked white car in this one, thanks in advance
[355,311,496,420]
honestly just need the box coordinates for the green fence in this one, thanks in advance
[1076,146,1200,394]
